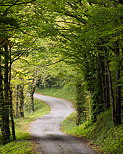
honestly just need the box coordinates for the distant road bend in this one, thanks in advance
[29,93,97,154]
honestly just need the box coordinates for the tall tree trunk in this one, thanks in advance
[3,43,10,143]
[97,41,110,111]
[76,80,86,125]
[9,52,16,140]
[104,64,110,109]
[15,85,19,118]
[103,48,116,124]
[91,53,105,122]
[100,38,115,124]
[98,53,107,110]
[84,53,104,122]
[0,55,3,115]
[9,87,16,140]
[29,79,37,113]
[104,53,116,124]
[19,84,24,118]
[0,55,4,140]
[114,41,122,125]
[30,92,35,113]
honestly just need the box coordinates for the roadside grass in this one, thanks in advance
[0,98,50,154]
[61,110,123,153]
[36,85,76,103]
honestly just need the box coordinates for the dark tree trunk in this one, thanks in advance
[19,84,24,118]
[114,41,122,125]
[0,55,3,111]
[91,53,105,122]
[76,81,86,125]
[30,92,35,113]
[9,88,16,140]
[104,65,110,109]
[15,85,19,118]
[29,79,37,113]
[97,41,110,111]
[83,53,104,122]
[2,43,10,143]
[9,53,16,141]
[0,55,4,137]
[100,54,110,110]
[104,53,116,124]
[98,53,107,110]
[99,38,115,124]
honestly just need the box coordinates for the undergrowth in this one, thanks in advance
[62,110,123,154]
[0,98,50,154]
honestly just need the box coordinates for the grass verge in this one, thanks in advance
[61,110,123,154]
[0,98,50,154]
[36,86,76,102]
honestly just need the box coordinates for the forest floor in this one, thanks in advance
[29,93,97,154]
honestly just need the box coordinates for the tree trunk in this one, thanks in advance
[9,88,16,140]
[104,65,110,109]
[9,52,16,141]
[114,41,122,125]
[3,43,10,143]
[104,54,116,124]
[15,85,19,118]
[19,84,24,118]
[76,80,86,125]
[30,92,35,113]
[29,79,37,113]
[0,55,4,139]
[97,41,110,111]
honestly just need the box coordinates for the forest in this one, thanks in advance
[0,0,123,153]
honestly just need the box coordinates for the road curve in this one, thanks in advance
[29,93,97,154]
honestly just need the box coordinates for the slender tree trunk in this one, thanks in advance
[104,65,110,109]
[104,50,116,124]
[30,92,35,113]
[84,53,104,122]
[29,79,37,113]
[15,85,19,118]
[9,52,16,140]
[0,55,3,114]
[98,44,110,111]
[76,80,86,125]
[0,55,4,139]
[3,43,10,143]
[99,38,115,125]
[19,84,24,117]
[9,88,16,140]
[98,53,106,109]
[114,41,122,125]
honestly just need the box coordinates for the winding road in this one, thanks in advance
[29,93,97,154]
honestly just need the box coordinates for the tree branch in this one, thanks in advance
[1,0,35,16]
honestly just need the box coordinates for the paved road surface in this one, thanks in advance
[29,93,97,154]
